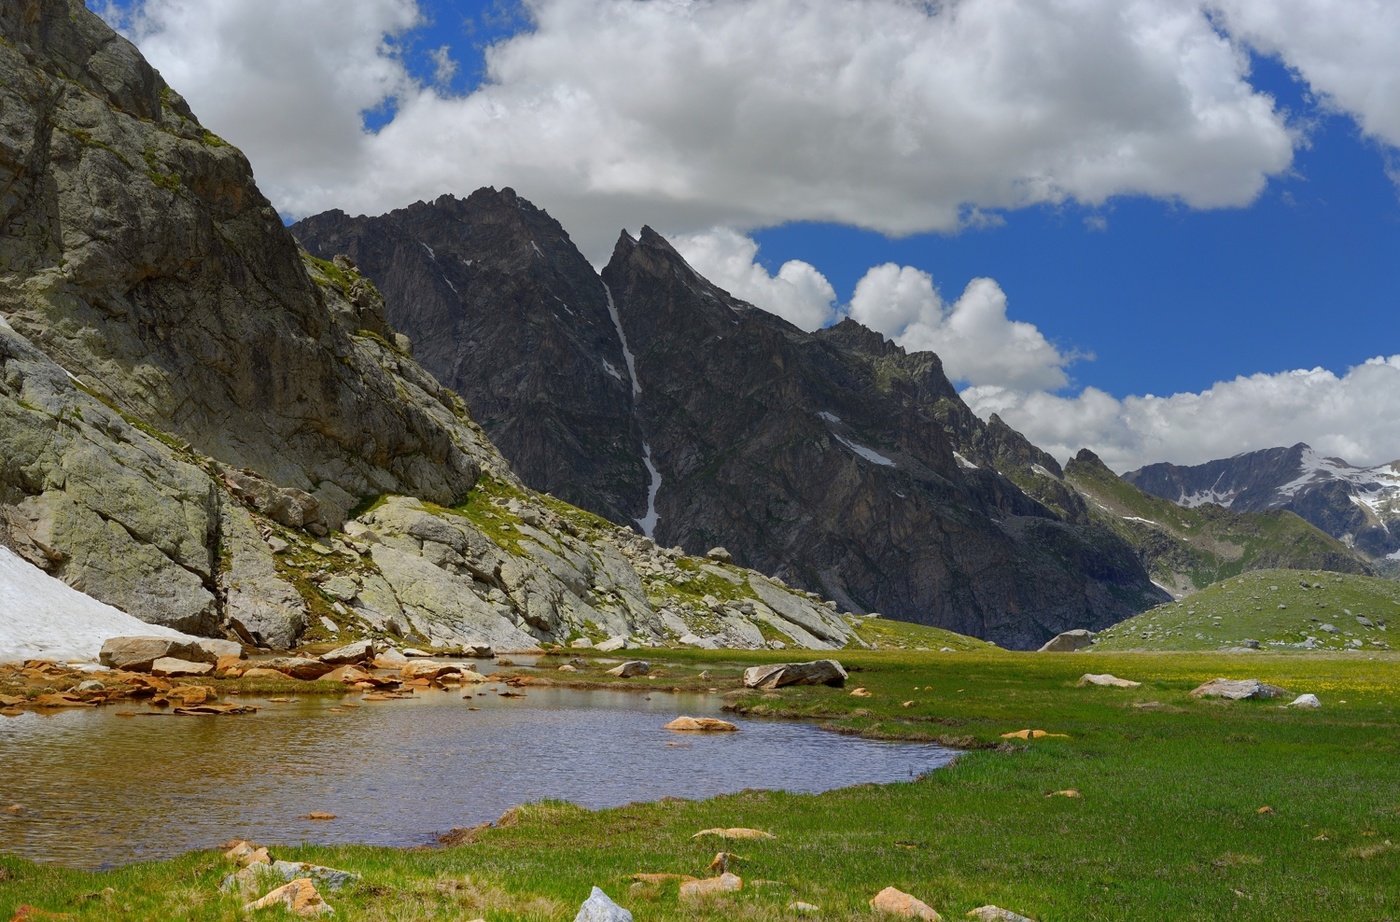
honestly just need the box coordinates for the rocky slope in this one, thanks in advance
[1125,444,1400,561]
[1066,450,1371,596]
[296,198,1167,649]
[0,0,861,654]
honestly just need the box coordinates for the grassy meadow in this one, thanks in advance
[2,637,1397,921]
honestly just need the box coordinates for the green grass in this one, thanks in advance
[1095,569,1398,652]
[4,646,1396,921]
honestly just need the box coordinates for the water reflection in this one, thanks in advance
[0,686,954,868]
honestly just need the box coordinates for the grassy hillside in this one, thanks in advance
[1065,451,1369,595]
[1094,569,1398,651]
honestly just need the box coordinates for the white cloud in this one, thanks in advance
[671,228,838,330]
[964,356,1400,471]
[1213,0,1400,150]
[429,45,458,88]
[99,0,1297,258]
[848,266,1082,391]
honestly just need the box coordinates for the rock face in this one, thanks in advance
[1125,444,1400,560]
[295,197,1166,649]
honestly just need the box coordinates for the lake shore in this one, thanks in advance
[2,644,1398,921]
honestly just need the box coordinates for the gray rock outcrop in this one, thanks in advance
[742,659,848,689]
[1038,629,1095,652]
[1189,678,1291,700]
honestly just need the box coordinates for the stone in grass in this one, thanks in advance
[1189,678,1290,701]
[692,827,775,840]
[1287,693,1322,709]
[1077,673,1140,688]
[870,885,942,920]
[594,636,629,653]
[607,661,650,678]
[243,878,331,917]
[741,660,847,689]
[1037,630,1094,653]
[679,873,742,899]
[664,716,739,732]
[789,902,822,915]
[967,907,1037,922]
[573,886,633,922]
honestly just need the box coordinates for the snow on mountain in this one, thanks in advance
[0,548,197,664]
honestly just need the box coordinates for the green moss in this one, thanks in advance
[199,129,229,148]
[142,147,181,191]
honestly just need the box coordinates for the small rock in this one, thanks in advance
[664,716,739,732]
[4,804,27,815]
[595,636,629,653]
[966,907,1036,922]
[243,878,331,917]
[1357,615,1375,628]
[692,827,775,840]
[608,661,650,678]
[870,886,942,920]
[1286,693,1321,709]
[705,547,733,564]
[1077,673,1140,688]
[319,640,375,665]
[302,812,337,821]
[679,873,742,899]
[1045,789,1081,798]
[573,886,633,922]
[1319,623,1339,634]
[789,902,822,914]
[373,649,409,668]
[558,664,578,673]
[262,657,335,681]
[1190,678,1290,701]
[150,657,214,678]
[849,687,872,697]
[570,638,595,649]
[1037,629,1094,653]
[742,660,846,689]
[318,616,340,634]
[999,729,1069,740]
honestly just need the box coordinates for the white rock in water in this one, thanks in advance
[573,886,633,922]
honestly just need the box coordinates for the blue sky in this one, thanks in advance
[90,0,1400,470]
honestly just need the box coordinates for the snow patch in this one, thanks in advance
[834,434,896,467]
[1122,515,1163,527]
[953,451,979,470]
[529,241,544,258]
[818,411,841,424]
[636,442,662,539]
[0,547,197,664]
[421,242,436,259]
[443,275,457,294]
[603,283,641,398]
[1031,463,1056,479]
[601,360,623,382]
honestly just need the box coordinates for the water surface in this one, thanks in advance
[0,685,953,868]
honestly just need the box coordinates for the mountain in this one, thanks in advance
[294,197,1167,649]
[1125,444,1400,562]
[0,0,866,655]
[1065,450,1372,595]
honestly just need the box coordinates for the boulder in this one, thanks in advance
[150,657,214,678]
[319,640,374,665]
[679,873,742,899]
[967,907,1036,922]
[401,661,467,680]
[243,878,331,917]
[705,547,733,564]
[1077,673,1140,688]
[262,658,336,681]
[197,639,245,661]
[268,861,360,892]
[99,637,215,671]
[1287,693,1321,709]
[373,649,410,668]
[573,886,633,922]
[595,635,629,653]
[741,660,847,689]
[664,716,739,732]
[871,886,942,920]
[239,667,288,680]
[1037,630,1094,652]
[607,661,650,678]
[1189,678,1291,701]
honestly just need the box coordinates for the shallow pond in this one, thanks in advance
[0,684,954,868]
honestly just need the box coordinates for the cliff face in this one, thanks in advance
[2,0,860,655]
[298,197,1167,649]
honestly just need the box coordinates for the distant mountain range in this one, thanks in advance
[1126,444,1400,562]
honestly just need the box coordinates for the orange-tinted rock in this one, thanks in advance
[664,716,739,732]
[679,872,742,899]
[870,886,942,920]
[243,878,331,917]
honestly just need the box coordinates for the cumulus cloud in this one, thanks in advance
[98,0,1297,258]
[671,229,838,330]
[847,265,1082,391]
[1213,0,1400,150]
[964,356,1400,471]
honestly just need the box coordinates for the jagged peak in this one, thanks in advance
[815,318,904,357]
